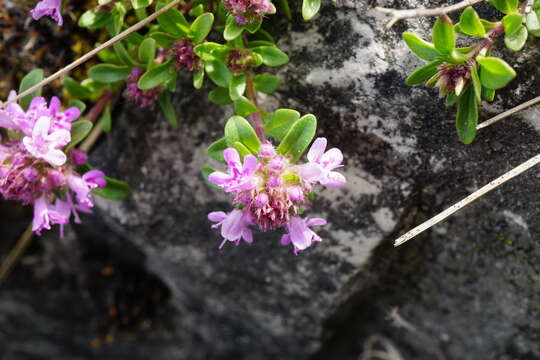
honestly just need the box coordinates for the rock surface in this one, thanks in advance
[2,0,540,359]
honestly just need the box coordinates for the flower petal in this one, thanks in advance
[208,171,232,185]
[307,137,327,163]
[43,149,67,166]
[242,228,253,243]
[242,154,258,175]
[323,171,347,188]
[320,148,343,169]
[208,211,227,222]
[223,148,241,168]
[288,217,311,250]
[306,218,327,227]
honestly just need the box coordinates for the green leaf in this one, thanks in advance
[68,99,86,113]
[189,4,204,17]
[459,7,486,37]
[208,87,233,104]
[194,42,223,60]
[113,42,138,66]
[193,68,204,89]
[149,32,177,47]
[245,19,262,34]
[234,96,258,117]
[19,69,44,110]
[481,86,496,101]
[66,120,93,151]
[97,48,122,65]
[158,92,179,127]
[275,0,292,20]
[502,13,523,35]
[251,46,289,66]
[137,60,173,90]
[131,0,152,10]
[264,108,300,141]
[224,115,261,154]
[477,56,516,89]
[445,94,459,107]
[276,114,317,162]
[253,73,280,93]
[138,38,157,64]
[455,86,478,144]
[224,15,244,40]
[201,165,220,189]
[78,9,111,29]
[156,3,189,37]
[229,74,247,100]
[489,0,519,14]
[207,137,228,162]
[232,141,253,158]
[190,13,214,44]
[526,11,540,36]
[402,33,440,61]
[100,104,112,133]
[504,25,528,51]
[89,64,131,83]
[205,60,232,87]
[405,60,443,85]
[302,0,321,20]
[93,177,132,200]
[470,64,482,102]
[432,18,455,55]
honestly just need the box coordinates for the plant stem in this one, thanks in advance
[0,0,183,108]
[394,153,540,247]
[85,91,115,123]
[246,71,266,141]
[376,0,486,28]
[0,224,33,285]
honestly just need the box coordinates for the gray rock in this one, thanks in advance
[2,0,540,359]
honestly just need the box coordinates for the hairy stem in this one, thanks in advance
[394,153,540,247]
[376,0,486,28]
[0,0,182,108]
[246,71,266,141]
[0,224,33,285]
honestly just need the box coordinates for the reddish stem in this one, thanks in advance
[85,91,116,123]
[246,72,266,141]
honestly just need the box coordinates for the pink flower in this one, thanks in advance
[30,0,63,26]
[32,195,69,236]
[209,148,259,193]
[67,170,105,208]
[208,209,254,248]
[22,116,70,166]
[281,217,326,254]
[298,137,346,188]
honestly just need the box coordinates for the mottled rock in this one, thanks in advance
[3,0,540,359]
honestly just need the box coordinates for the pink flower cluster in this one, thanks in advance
[171,39,199,71]
[0,92,106,236]
[30,0,63,26]
[208,138,346,253]
[124,68,161,109]
[223,0,276,25]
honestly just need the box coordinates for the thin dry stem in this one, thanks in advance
[0,224,33,285]
[1,0,182,108]
[376,0,485,28]
[477,94,540,130]
[394,153,540,247]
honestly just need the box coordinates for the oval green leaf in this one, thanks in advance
[89,64,131,83]
[276,114,317,162]
[477,56,516,89]
[224,115,261,154]
[432,18,455,55]
[190,13,214,44]
[19,69,44,110]
[402,33,440,61]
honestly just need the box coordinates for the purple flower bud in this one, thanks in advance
[259,144,276,157]
[71,149,88,165]
[255,192,269,207]
[286,186,304,202]
[23,167,39,182]
[30,0,63,26]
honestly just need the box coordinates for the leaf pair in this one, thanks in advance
[207,112,317,164]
